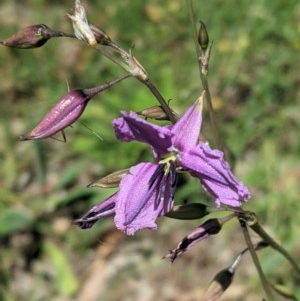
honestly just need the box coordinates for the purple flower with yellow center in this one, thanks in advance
[76,95,250,235]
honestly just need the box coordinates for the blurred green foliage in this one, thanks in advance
[0,0,299,300]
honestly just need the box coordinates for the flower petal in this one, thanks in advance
[171,95,203,151]
[114,162,174,235]
[113,112,173,158]
[179,143,250,207]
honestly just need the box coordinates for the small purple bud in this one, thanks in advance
[19,89,93,140]
[19,74,131,141]
[0,24,50,49]
[164,218,222,262]
[0,24,75,49]
[164,215,234,262]
[75,194,116,229]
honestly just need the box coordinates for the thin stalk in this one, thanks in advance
[94,45,129,71]
[238,210,300,276]
[143,79,177,124]
[95,41,176,123]
[238,218,274,301]
[186,0,224,152]
[250,220,300,276]
[84,73,132,96]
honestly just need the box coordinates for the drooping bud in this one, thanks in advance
[19,74,131,140]
[203,268,235,301]
[66,0,97,46]
[203,240,269,300]
[137,105,178,121]
[164,215,234,262]
[1,24,52,49]
[198,21,209,51]
[87,168,130,188]
[165,203,209,220]
[75,194,116,229]
[164,218,223,262]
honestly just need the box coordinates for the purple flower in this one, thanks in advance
[114,97,250,207]
[76,96,250,235]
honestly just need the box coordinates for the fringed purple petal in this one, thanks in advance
[179,143,250,207]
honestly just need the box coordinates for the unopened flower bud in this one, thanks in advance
[198,21,209,51]
[165,203,209,220]
[75,194,116,229]
[89,24,111,45]
[203,268,234,301]
[0,24,50,49]
[19,75,130,140]
[67,0,97,46]
[87,168,130,188]
[19,89,93,141]
[1,24,75,49]
[137,105,178,121]
[164,218,223,262]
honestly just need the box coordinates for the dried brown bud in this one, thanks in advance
[87,168,130,188]
[137,105,178,121]
[66,0,97,46]
[121,50,148,81]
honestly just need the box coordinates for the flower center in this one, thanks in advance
[148,152,178,205]
[158,151,178,174]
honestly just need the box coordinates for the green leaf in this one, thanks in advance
[43,240,78,296]
[0,207,33,235]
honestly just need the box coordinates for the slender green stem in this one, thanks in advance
[237,210,300,276]
[94,40,177,123]
[84,73,132,96]
[186,0,224,152]
[238,218,274,301]
[250,219,300,276]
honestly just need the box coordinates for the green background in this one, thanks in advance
[0,0,299,300]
